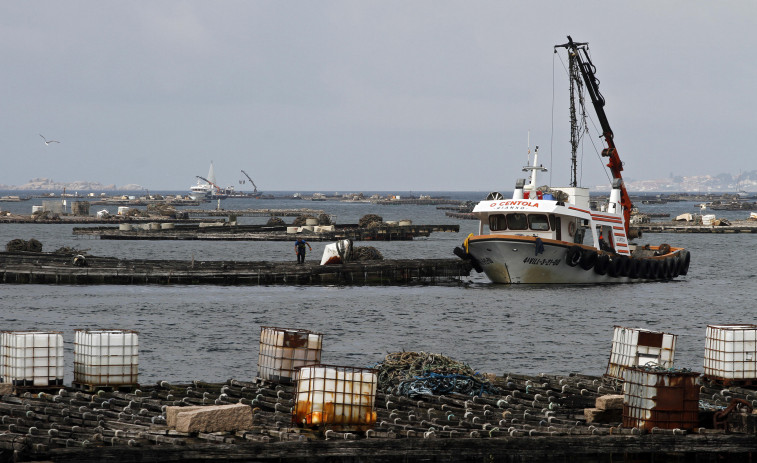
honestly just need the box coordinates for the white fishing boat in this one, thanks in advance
[454,37,690,284]
[189,181,213,200]
[189,162,229,199]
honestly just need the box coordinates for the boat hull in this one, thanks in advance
[466,235,684,284]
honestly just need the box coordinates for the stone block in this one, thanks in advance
[584,407,622,424]
[175,404,254,433]
[595,394,624,410]
[166,406,205,428]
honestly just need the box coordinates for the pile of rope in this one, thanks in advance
[6,239,43,252]
[636,363,692,374]
[147,204,177,218]
[32,211,59,221]
[374,351,498,397]
[352,246,383,261]
[53,246,89,255]
[266,216,286,226]
[124,208,148,218]
[397,372,500,398]
[292,214,316,226]
[358,214,383,228]
[699,400,727,411]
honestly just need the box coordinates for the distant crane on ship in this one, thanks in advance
[240,170,258,195]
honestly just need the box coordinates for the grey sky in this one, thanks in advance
[1,1,754,192]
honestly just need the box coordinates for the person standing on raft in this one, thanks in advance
[295,238,312,264]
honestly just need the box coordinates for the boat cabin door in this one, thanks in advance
[597,225,614,252]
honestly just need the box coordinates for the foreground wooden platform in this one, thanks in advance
[0,251,471,286]
[2,373,754,462]
[72,223,460,241]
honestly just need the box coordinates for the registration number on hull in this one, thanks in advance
[522,257,561,266]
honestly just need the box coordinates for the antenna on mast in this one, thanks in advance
[527,130,531,163]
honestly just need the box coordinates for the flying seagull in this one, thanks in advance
[39,134,60,145]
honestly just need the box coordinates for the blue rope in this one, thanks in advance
[396,373,500,398]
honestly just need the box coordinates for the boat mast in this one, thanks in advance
[522,131,547,195]
[555,36,634,235]
[567,50,584,188]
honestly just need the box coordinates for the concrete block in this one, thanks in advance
[595,394,624,410]
[175,404,254,433]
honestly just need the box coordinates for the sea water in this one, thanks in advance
[0,192,754,384]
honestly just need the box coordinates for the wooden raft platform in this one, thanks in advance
[72,223,460,241]
[0,251,471,286]
[182,208,325,217]
[373,198,463,206]
[2,373,755,462]
[0,216,208,224]
[632,222,757,234]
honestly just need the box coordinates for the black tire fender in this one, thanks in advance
[607,256,622,277]
[594,254,610,275]
[566,245,582,267]
[617,255,632,277]
[647,259,660,279]
[670,256,682,278]
[628,258,641,279]
[663,258,675,279]
[638,259,651,279]
[579,249,597,270]
[453,245,483,273]
[679,250,691,276]
[470,256,483,273]
[654,259,667,279]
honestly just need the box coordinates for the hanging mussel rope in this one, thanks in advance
[317,213,332,225]
[374,351,499,397]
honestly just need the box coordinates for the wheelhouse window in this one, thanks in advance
[506,213,528,230]
[488,214,507,231]
[528,214,550,231]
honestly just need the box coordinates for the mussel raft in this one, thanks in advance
[1,372,755,463]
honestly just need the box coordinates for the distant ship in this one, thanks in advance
[189,162,263,199]
[189,162,219,200]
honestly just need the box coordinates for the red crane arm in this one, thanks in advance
[556,36,634,235]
